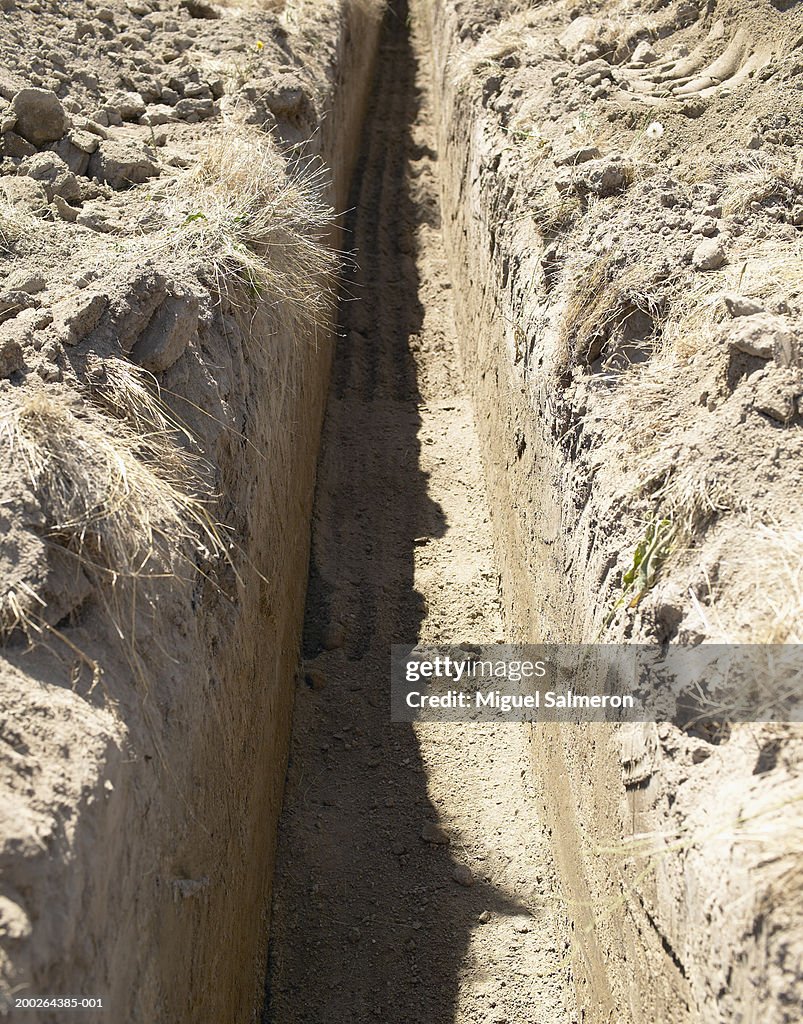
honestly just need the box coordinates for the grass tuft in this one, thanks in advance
[0,391,226,643]
[156,126,338,327]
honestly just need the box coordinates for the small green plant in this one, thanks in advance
[601,515,675,634]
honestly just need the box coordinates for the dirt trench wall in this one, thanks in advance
[0,2,381,1022]
[421,0,802,1021]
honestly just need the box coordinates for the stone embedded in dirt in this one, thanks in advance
[692,237,726,271]
[719,313,797,365]
[421,822,450,845]
[130,292,199,372]
[631,41,658,64]
[88,137,159,189]
[322,623,345,650]
[723,293,764,318]
[391,841,406,856]
[452,863,475,887]
[305,668,326,691]
[558,157,631,198]
[21,152,81,203]
[11,88,69,146]
[0,335,23,378]
[109,91,147,122]
[4,270,45,294]
[53,292,108,346]
[750,369,801,423]
[553,145,601,167]
[0,289,36,324]
[347,927,361,944]
[1,130,35,159]
[478,910,491,924]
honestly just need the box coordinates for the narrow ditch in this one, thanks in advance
[263,4,575,1022]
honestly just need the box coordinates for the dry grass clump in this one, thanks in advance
[0,391,223,604]
[157,127,337,327]
[560,254,665,366]
[716,524,803,644]
[718,152,803,215]
[660,239,803,360]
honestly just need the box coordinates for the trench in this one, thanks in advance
[262,4,575,1022]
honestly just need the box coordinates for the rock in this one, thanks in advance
[721,314,796,363]
[692,237,726,271]
[305,668,327,691]
[421,822,450,845]
[723,293,764,318]
[88,138,159,188]
[391,841,407,856]
[452,864,475,887]
[0,335,23,378]
[21,152,80,203]
[322,623,345,650]
[631,41,658,64]
[110,91,147,122]
[691,216,717,237]
[130,292,199,372]
[347,927,361,944]
[0,290,36,325]
[478,910,492,923]
[553,145,601,167]
[1,131,35,158]
[4,271,45,294]
[751,370,801,423]
[140,104,178,126]
[53,293,108,346]
[11,88,69,146]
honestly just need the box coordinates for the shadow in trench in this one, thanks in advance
[264,4,527,1022]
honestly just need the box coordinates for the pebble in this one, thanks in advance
[300,666,325,693]
[452,864,475,887]
[723,293,763,318]
[478,910,492,923]
[692,237,726,271]
[420,822,450,845]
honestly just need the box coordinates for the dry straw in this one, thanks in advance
[0,390,226,644]
[157,126,339,326]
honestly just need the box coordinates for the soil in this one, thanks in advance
[0,0,801,1021]
[265,7,575,1023]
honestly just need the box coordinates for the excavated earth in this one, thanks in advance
[0,0,802,1023]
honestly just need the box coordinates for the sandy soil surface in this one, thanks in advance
[265,6,575,1022]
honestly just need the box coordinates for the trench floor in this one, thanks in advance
[264,5,575,1022]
